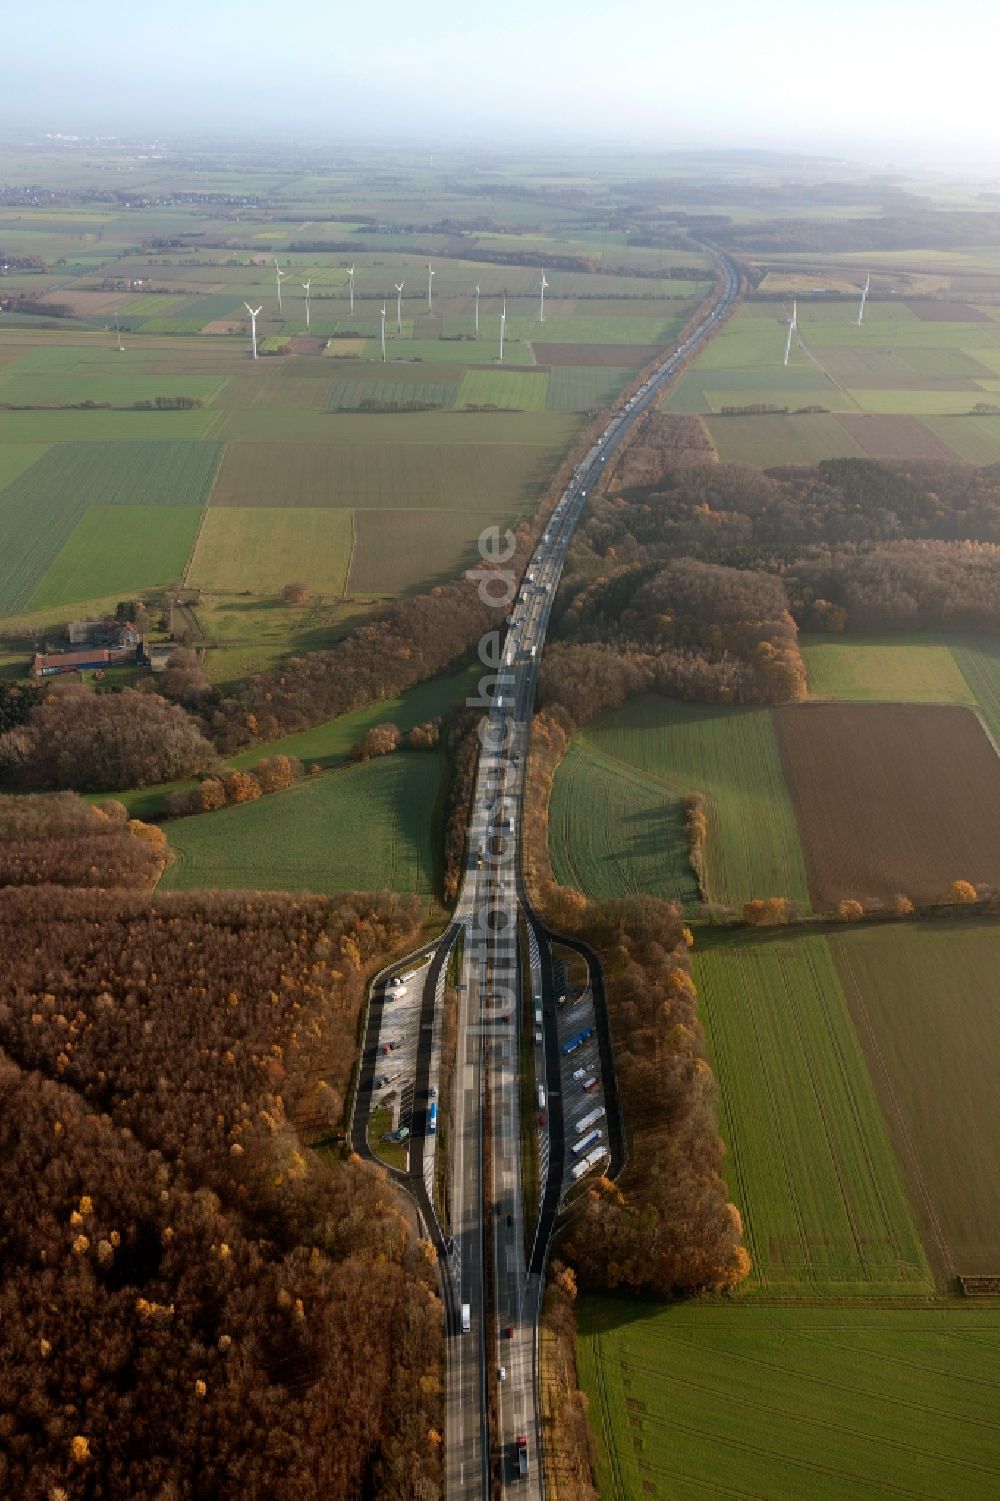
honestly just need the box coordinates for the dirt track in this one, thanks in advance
[775,702,1000,909]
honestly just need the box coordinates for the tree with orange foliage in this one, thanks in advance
[893,893,914,916]
[948,879,978,904]
[837,899,864,921]
[742,899,766,926]
[221,770,263,804]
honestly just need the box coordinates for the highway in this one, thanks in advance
[351,246,741,1500]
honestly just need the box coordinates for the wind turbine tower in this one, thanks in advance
[347,265,355,316]
[857,273,871,327]
[499,298,506,362]
[275,260,287,313]
[783,300,797,367]
[380,304,387,363]
[302,280,311,332]
[395,281,404,334]
[114,313,124,353]
[244,303,262,360]
[474,283,480,338]
[539,270,549,323]
[427,262,435,314]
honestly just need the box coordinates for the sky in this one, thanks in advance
[6,0,1000,166]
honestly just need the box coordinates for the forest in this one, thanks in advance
[0,805,444,1501]
[546,889,749,1295]
[520,717,749,1295]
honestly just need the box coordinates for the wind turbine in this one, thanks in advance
[244,302,262,360]
[427,261,435,314]
[302,280,311,332]
[857,273,870,327]
[380,303,387,363]
[395,281,404,334]
[783,299,797,367]
[499,297,506,362]
[474,283,480,339]
[539,270,549,323]
[114,312,124,353]
[347,265,355,315]
[275,259,287,313]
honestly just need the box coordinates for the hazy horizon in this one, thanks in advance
[5,0,999,173]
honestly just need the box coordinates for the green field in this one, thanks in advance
[187,506,354,595]
[326,376,458,410]
[550,742,698,905]
[705,412,865,465]
[0,371,226,407]
[694,938,929,1291]
[578,1300,1000,1501]
[544,365,633,411]
[951,636,1000,741]
[553,696,809,910]
[0,438,222,610]
[159,751,442,897]
[455,368,550,410]
[832,923,1000,1277]
[227,662,480,771]
[674,298,1000,465]
[802,635,976,703]
[0,442,51,489]
[30,504,202,608]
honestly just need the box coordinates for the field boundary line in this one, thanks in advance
[832,942,955,1282]
[181,439,227,585]
[344,507,358,596]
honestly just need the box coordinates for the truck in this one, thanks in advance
[461,1303,471,1334]
[537,1084,546,1111]
[575,1105,606,1134]
[516,1437,529,1480]
[571,1127,603,1157]
[428,1100,438,1135]
[562,1027,593,1057]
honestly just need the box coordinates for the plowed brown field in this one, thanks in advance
[531,342,658,367]
[774,702,1000,908]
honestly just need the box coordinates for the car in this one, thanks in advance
[498,1366,506,1383]
[429,1086,437,1098]
[506,1324,514,1339]
[506,1212,513,1227]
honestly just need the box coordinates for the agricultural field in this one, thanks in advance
[544,366,634,411]
[346,508,522,595]
[187,507,354,596]
[30,504,201,609]
[774,702,1000,908]
[578,1300,1000,1501]
[667,295,1000,465]
[802,634,976,703]
[950,636,1000,742]
[553,696,810,910]
[326,376,458,410]
[208,437,564,510]
[455,369,550,411]
[0,437,221,611]
[706,412,865,465]
[159,751,442,898]
[832,922,1000,1278]
[694,938,929,1292]
[549,742,698,906]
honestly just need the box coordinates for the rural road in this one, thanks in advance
[350,245,741,1499]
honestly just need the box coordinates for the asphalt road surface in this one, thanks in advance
[351,247,741,1500]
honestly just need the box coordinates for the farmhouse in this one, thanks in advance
[32,647,115,676]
